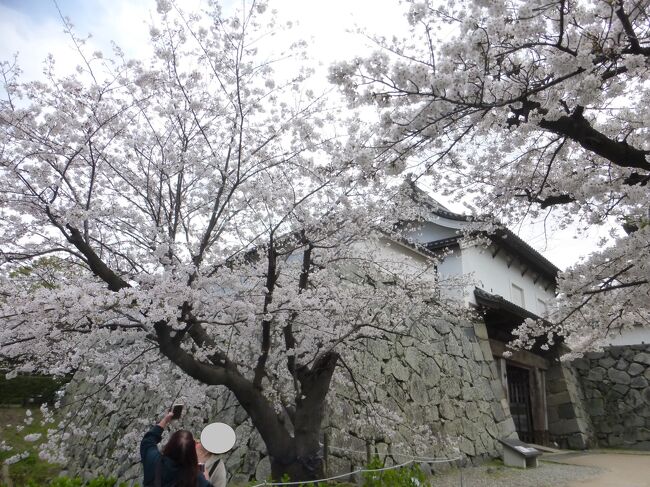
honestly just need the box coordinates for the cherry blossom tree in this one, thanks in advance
[0,0,458,481]
[330,0,650,352]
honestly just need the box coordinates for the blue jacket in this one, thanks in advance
[140,425,212,487]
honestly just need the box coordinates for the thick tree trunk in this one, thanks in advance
[265,414,326,481]
[270,448,324,482]
[265,351,340,481]
[267,400,328,481]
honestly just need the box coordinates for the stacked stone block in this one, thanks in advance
[573,345,650,450]
[324,316,517,476]
[545,362,595,449]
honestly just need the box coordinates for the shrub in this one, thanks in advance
[0,373,70,406]
[362,456,429,487]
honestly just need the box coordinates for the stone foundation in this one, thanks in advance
[573,345,650,450]
[546,361,595,449]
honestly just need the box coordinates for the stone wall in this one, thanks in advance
[573,345,650,450]
[546,361,595,449]
[56,363,266,486]
[323,315,517,477]
[59,314,517,485]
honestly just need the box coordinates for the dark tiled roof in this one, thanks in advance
[404,181,473,222]
[474,288,560,350]
[424,236,461,251]
[385,234,445,260]
[488,228,559,282]
[473,287,541,321]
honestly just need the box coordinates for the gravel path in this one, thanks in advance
[551,452,650,487]
[428,460,602,487]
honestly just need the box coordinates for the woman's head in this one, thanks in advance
[163,430,198,487]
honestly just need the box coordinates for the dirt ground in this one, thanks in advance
[549,451,650,487]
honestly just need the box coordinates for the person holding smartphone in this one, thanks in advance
[140,411,213,487]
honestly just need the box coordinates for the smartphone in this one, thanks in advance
[171,403,183,419]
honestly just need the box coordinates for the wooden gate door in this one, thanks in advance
[506,364,534,443]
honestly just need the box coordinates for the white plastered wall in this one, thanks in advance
[400,218,558,315]
[606,327,650,346]
[460,244,556,316]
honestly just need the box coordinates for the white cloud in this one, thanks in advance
[275,0,410,63]
[0,4,78,80]
[1,0,408,81]
[0,0,157,81]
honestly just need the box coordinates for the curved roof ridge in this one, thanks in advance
[403,181,560,280]
[402,180,471,222]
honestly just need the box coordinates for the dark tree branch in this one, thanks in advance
[517,188,576,208]
[624,172,650,186]
[254,238,278,389]
[285,238,313,380]
[64,224,130,292]
[583,279,648,295]
[538,106,650,172]
[616,1,642,52]
[154,320,292,455]
[509,102,650,174]
[1,248,85,262]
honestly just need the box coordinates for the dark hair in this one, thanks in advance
[162,430,198,487]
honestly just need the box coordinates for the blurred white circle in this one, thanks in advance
[200,422,236,454]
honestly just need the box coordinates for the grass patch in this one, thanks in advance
[482,457,504,468]
[0,407,62,487]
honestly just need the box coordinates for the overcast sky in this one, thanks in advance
[0,0,408,80]
[0,0,615,270]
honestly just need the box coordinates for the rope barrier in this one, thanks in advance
[325,444,461,462]
[249,454,463,486]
